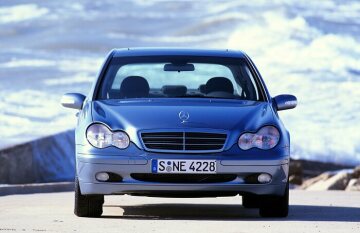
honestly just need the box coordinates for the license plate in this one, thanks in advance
[151,159,216,174]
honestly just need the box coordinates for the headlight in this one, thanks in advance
[112,131,130,149]
[86,123,130,149]
[238,126,280,150]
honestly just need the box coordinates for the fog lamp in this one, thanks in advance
[257,173,272,184]
[95,172,110,182]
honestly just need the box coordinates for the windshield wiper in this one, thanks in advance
[172,95,207,98]
[170,95,240,100]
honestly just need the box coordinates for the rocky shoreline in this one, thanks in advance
[290,159,360,191]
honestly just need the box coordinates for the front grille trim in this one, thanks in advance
[140,130,228,153]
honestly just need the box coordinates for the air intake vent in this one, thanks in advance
[141,131,227,153]
[131,173,237,183]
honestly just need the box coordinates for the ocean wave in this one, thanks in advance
[0,0,359,165]
[0,59,56,68]
[0,4,49,23]
[227,11,360,165]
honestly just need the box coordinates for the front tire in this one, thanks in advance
[242,194,260,208]
[74,177,104,217]
[259,182,289,218]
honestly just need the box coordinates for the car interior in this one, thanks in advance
[108,75,257,100]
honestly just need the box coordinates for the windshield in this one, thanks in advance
[97,56,265,101]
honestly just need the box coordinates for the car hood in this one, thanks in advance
[92,99,274,141]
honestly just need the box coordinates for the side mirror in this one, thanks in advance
[61,93,86,110]
[273,94,297,111]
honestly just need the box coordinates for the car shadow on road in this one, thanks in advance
[102,203,360,222]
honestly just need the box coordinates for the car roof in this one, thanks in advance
[113,48,247,58]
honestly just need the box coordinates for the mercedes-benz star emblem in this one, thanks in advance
[178,111,190,123]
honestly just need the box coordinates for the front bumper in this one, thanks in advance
[77,152,289,196]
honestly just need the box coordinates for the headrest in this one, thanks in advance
[205,77,234,94]
[120,76,150,98]
[161,85,187,97]
[198,84,206,94]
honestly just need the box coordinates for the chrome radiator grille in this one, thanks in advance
[140,131,227,153]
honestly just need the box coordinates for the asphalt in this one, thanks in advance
[0,190,359,233]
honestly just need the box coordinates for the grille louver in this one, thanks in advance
[131,173,237,183]
[141,131,227,153]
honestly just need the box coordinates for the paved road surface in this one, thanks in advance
[0,190,359,233]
